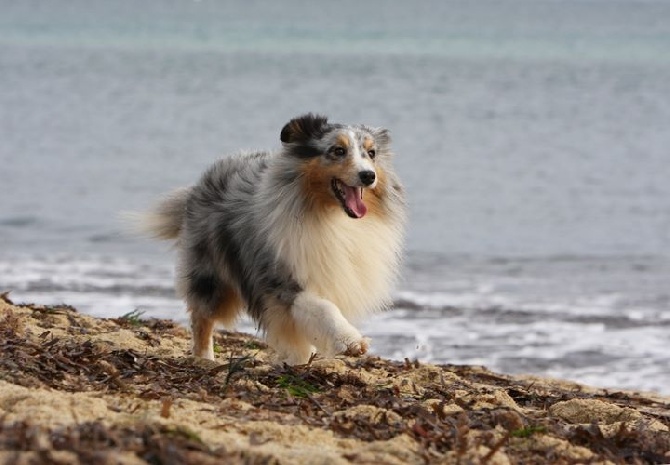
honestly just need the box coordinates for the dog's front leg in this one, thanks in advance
[290,291,369,357]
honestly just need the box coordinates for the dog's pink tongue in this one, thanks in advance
[344,186,367,218]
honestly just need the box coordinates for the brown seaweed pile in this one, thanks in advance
[1,294,669,464]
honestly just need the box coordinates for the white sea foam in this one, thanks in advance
[1,253,668,394]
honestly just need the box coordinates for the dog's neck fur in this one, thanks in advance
[256,154,404,321]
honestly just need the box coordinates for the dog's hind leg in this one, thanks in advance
[285,291,369,359]
[190,309,216,360]
[188,283,243,361]
[212,284,244,329]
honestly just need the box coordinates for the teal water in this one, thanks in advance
[2,0,670,394]
[2,1,670,61]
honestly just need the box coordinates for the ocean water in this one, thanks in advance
[2,1,670,394]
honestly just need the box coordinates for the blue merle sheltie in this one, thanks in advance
[142,114,406,364]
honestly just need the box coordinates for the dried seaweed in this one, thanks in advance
[0,421,276,464]
[1,302,669,464]
[567,421,670,464]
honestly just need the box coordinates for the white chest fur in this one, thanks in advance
[275,211,402,321]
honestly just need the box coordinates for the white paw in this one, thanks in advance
[192,344,215,361]
[332,333,370,358]
[343,337,370,357]
[277,346,317,366]
[289,292,370,359]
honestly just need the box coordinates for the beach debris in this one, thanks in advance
[1,300,669,464]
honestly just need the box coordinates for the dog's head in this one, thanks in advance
[280,113,392,219]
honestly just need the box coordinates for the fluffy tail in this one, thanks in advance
[124,187,190,241]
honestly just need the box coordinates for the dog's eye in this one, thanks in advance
[333,147,346,157]
[367,149,376,159]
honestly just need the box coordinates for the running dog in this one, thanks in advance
[142,113,406,364]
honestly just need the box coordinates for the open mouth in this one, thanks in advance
[331,178,367,219]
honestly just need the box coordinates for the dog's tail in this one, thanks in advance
[123,187,190,241]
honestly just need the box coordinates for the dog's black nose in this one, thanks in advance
[359,170,376,186]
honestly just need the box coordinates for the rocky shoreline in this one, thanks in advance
[1,295,668,464]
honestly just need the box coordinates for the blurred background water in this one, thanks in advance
[1,0,669,394]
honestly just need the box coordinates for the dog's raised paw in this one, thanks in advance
[342,337,370,357]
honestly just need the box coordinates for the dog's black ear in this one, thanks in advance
[280,113,329,144]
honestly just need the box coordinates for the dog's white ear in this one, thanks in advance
[280,113,329,144]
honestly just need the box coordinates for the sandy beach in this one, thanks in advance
[1,294,668,464]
